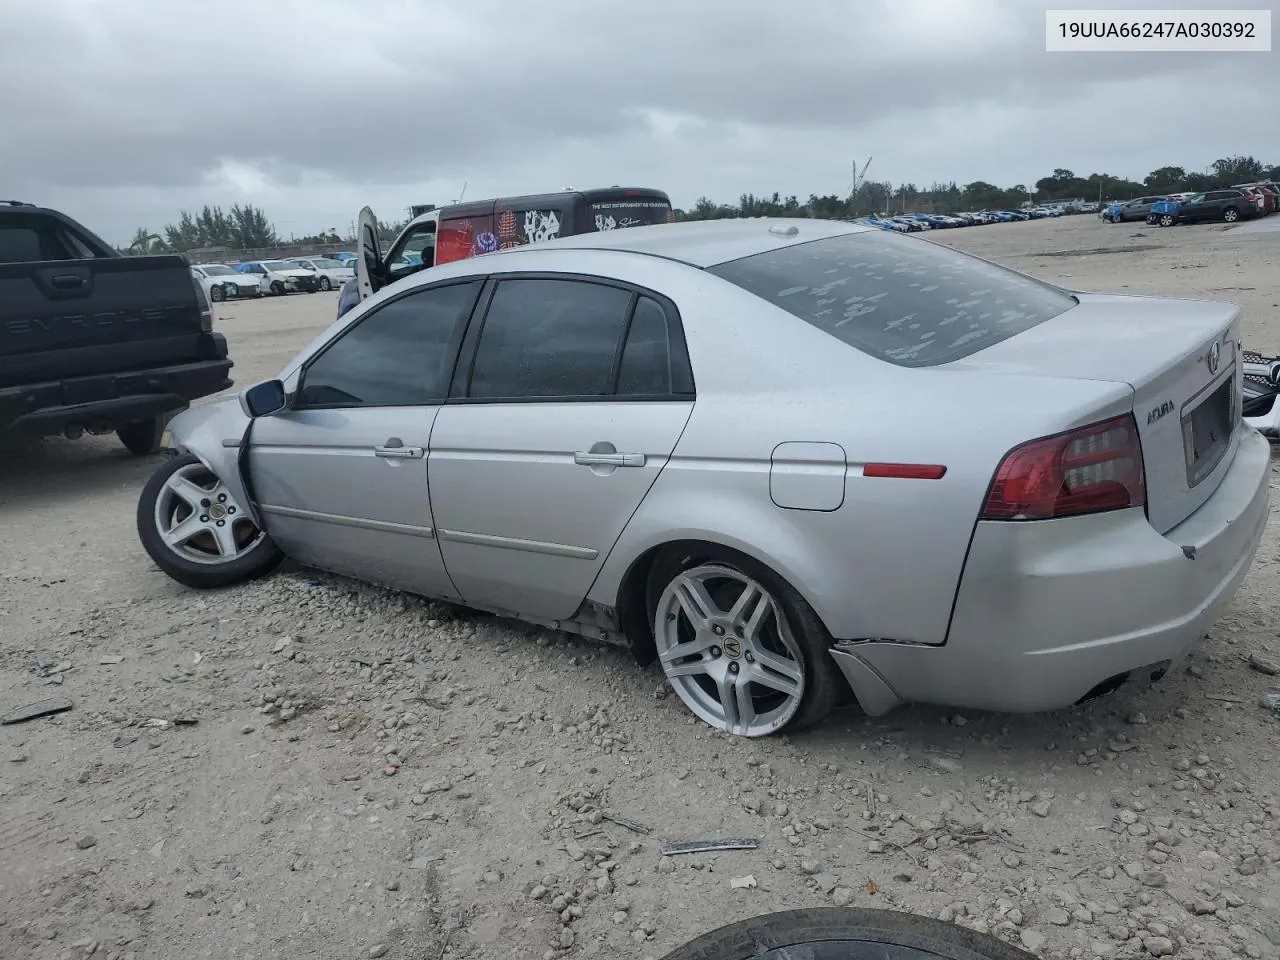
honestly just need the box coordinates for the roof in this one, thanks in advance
[512,217,874,269]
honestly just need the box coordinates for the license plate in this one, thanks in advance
[1182,373,1233,487]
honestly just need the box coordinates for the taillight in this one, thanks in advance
[192,276,214,332]
[980,414,1145,521]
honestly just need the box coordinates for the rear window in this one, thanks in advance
[707,231,1076,368]
[590,198,673,232]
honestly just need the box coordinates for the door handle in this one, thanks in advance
[51,275,85,289]
[574,451,645,468]
[374,437,424,459]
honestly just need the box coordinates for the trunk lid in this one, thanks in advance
[945,293,1241,534]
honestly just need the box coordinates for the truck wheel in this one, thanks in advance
[137,453,284,589]
[117,416,167,456]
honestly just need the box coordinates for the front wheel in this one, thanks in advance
[210,284,225,302]
[137,453,284,589]
[648,547,842,737]
[1159,214,1175,227]
[1223,206,1240,222]
[660,908,1038,960]
[270,281,284,295]
[319,277,332,291]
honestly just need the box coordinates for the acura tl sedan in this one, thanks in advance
[136,219,1270,738]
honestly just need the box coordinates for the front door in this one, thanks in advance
[248,279,484,599]
[428,276,695,621]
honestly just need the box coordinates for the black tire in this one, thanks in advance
[136,453,284,589]
[646,544,844,734]
[1159,214,1174,227]
[116,415,167,456]
[1223,206,1240,223]
[271,281,284,295]
[319,277,331,291]
[210,284,225,302]
[660,908,1037,960]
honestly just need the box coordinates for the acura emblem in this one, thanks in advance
[1207,341,1220,375]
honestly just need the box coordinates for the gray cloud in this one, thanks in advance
[2,0,1275,243]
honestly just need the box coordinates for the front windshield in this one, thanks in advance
[263,260,294,271]
[202,265,236,276]
[312,258,344,269]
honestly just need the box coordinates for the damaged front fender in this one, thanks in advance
[162,397,261,527]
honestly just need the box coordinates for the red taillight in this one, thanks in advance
[980,414,1146,521]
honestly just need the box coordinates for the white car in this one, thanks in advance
[190,263,261,302]
[236,260,321,295]
[287,256,355,292]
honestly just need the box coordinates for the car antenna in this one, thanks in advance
[454,181,468,204]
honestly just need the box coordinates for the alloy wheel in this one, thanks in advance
[655,564,805,737]
[153,461,265,565]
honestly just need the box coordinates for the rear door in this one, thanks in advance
[428,275,695,620]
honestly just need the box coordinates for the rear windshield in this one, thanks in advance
[589,198,672,232]
[707,231,1076,368]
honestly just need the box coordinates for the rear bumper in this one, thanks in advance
[835,427,1271,715]
[0,335,233,436]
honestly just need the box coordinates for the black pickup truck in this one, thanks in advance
[0,201,233,454]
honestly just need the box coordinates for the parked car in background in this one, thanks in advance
[287,256,355,291]
[235,260,321,295]
[1237,186,1276,215]
[0,200,232,454]
[137,217,1269,738]
[330,252,358,264]
[1149,189,1259,226]
[191,263,262,301]
[1103,196,1170,224]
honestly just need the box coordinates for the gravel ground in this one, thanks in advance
[2,214,1279,960]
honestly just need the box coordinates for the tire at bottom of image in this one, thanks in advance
[658,908,1038,960]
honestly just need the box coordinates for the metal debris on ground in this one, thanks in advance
[660,838,760,856]
[729,874,757,889]
[2,697,74,725]
[602,813,651,835]
[1261,693,1280,715]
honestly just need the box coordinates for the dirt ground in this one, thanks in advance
[2,213,1279,960]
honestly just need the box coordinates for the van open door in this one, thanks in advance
[355,205,381,302]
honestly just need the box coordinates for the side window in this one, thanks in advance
[616,296,673,396]
[437,215,496,266]
[496,207,564,247]
[298,280,481,408]
[467,279,632,400]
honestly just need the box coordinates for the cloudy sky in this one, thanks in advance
[1,0,1274,244]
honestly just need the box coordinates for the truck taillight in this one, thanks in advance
[192,277,214,332]
[980,414,1146,521]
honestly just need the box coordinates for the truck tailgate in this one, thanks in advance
[0,255,207,388]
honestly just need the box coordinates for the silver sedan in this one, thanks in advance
[136,218,1271,737]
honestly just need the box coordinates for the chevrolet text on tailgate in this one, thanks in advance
[0,201,233,454]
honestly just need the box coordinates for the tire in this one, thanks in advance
[1223,207,1240,223]
[116,415,168,456]
[1159,215,1174,227]
[270,281,284,295]
[136,453,284,589]
[660,908,1038,960]
[646,544,843,737]
[319,277,332,291]
[210,284,225,302]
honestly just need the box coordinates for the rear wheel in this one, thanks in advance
[1223,206,1240,223]
[660,908,1037,960]
[136,453,283,589]
[117,415,167,456]
[1159,214,1175,227]
[648,547,842,737]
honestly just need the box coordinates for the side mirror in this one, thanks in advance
[241,379,288,418]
